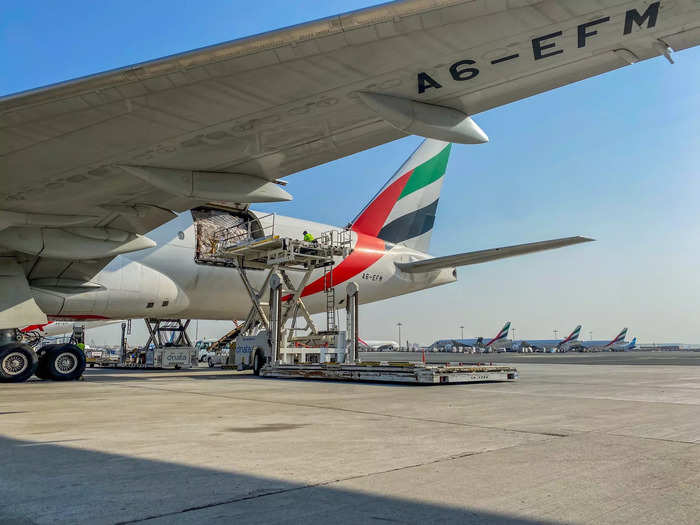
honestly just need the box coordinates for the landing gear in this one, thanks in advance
[36,344,86,381]
[0,327,86,382]
[0,343,38,383]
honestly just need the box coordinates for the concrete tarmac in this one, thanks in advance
[1,362,699,524]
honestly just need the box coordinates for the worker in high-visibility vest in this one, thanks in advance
[303,230,314,242]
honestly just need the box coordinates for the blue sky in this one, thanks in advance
[2,1,699,345]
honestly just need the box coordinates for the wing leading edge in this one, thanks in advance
[396,236,593,274]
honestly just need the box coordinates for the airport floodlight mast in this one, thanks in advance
[460,325,464,339]
[554,329,559,339]
[397,322,403,350]
[590,331,593,341]
[512,327,517,340]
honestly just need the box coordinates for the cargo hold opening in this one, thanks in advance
[192,205,263,266]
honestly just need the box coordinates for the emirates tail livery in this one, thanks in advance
[483,322,512,348]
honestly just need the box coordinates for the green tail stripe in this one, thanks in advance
[398,144,452,200]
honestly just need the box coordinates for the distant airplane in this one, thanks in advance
[572,328,634,351]
[432,321,511,351]
[511,325,581,352]
[359,338,400,351]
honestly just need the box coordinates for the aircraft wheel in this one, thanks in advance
[35,344,61,380]
[252,350,265,376]
[44,344,86,381]
[0,344,38,383]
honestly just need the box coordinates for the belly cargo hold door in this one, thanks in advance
[191,205,263,266]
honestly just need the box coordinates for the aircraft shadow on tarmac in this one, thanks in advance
[0,434,564,525]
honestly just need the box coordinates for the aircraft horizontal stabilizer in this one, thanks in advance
[395,236,593,274]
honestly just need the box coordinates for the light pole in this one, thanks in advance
[397,322,403,350]
[589,331,593,341]
[460,325,464,339]
[512,327,517,341]
[554,329,559,339]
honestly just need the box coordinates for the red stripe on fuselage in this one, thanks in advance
[351,171,412,237]
[21,315,111,332]
[20,322,53,333]
[284,233,387,301]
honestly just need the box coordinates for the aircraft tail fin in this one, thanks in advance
[606,327,628,346]
[350,139,452,253]
[560,325,582,344]
[485,321,510,346]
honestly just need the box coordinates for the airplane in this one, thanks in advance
[358,339,400,351]
[2,0,699,382]
[5,139,590,381]
[511,325,581,352]
[622,338,638,351]
[571,328,635,351]
[431,321,511,351]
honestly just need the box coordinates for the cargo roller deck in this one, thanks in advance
[260,362,518,384]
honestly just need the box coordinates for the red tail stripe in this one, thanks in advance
[351,171,412,237]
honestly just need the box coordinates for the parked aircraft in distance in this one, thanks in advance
[431,321,511,351]
[511,325,582,352]
[571,329,636,351]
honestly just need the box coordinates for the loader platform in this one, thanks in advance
[260,362,518,384]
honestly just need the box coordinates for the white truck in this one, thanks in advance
[205,346,230,368]
[194,339,217,362]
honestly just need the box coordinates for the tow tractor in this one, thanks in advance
[205,216,518,385]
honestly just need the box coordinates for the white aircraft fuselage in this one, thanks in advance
[30,210,456,324]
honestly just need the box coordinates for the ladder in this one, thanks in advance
[324,265,337,332]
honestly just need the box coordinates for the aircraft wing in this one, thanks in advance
[3,0,699,232]
[395,236,593,273]
[0,0,698,327]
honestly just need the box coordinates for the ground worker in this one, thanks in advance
[303,230,314,242]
